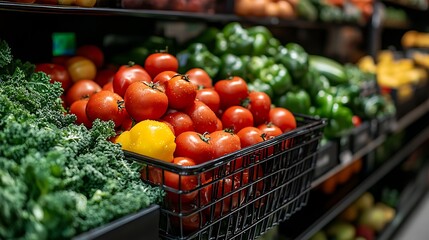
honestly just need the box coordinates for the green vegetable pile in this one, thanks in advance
[0,39,164,239]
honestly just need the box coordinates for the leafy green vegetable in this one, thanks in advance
[0,39,164,239]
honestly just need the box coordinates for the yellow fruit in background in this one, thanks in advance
[402,30,418,48]
[354,192,374,211]
[358,55,376,73]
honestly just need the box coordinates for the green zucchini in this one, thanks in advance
[309,55,348,85]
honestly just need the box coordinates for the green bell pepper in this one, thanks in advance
[221,22,254,56]
[299,67,331,96]
[188,27,220,49]
[247,78,274,99]
[247,25,272,56]
[276,43,309,81]
[266,38,281,58]
[314,90,354,138]
[259,63,292,96]
[218,53,246,79]
[275,88,312,114]
[177,43,221,79]
[246,55,275,81]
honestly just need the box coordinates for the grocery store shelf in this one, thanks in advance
[377,166,428,240]
[312,97,429,189]
[0,1,366,28]
[391,97,429,132]
[311,135,387,188]
[282,123,429,240]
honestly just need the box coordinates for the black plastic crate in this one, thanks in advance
[313,140,339,179]
[124,114,326,240]
[349,121,372,153]
[73,204,160,240]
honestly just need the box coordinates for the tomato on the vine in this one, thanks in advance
[124,81,168,122]
[113,62,152,97]
[221,106,254,134]
[165,74,197,110]
[65,79,101,107]
[184,100,218,134]
[68,98,92,128]
[76,44,104,68]
[161,111,194,137]
[244,91,272,126]
[214,76,248,110]
[196,88,220,114]
[186,68,212,89]
[144,52,179,79]
[35,63,72,92]
[85,90,126,128]
[174,131,214,165]
[269,107,297,132]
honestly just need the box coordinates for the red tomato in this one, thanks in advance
[161,111,194,137]
[245,91,272,126]
[68,98,92,128]
[216,118,223,131]
[119,108,134,132]
[210,129,241,159]
[113,63,151,97]
[352,115,362,127]
[165,74,197,110]
[124,81,168,122]
[210,129,243,171]
[200,177,243,219]
[174,131,214,165]
[94,68,116,87]
[66,56,97,82]
[257,122,283,139]
[85,90,126,128]
[170,203,206,234]
[52,55,71,66]
[221,106,254,134]
[184,100,218,134]
[35,63,72,92]
[214,76,248,110]
[269,107,297,132]
[65,79,101,106]
[144,52,179,79]
[196,88,220,114]
[236,126,266,148]
[164,157,199,203]
[186,68,212,89]
[152,70,177,90]
[76,44,104,68]
[102,82,114,92]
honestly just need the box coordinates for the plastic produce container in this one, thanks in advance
[125,114,326,240]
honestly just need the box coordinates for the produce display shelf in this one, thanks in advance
[312,97,429,189]
[382,0,428,11]
[0,1,366,29]
[311,134,387,188]
[377,164,429,240]
[281,122,429,240]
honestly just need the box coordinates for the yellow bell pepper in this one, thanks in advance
[115,119,176,162]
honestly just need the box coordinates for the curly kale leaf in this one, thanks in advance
[0,39,12,68]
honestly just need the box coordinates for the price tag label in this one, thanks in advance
[340,150,353,165]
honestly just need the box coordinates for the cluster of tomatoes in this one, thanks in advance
[36,45,299,234]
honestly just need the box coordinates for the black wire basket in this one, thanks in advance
[125,114,326,240]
